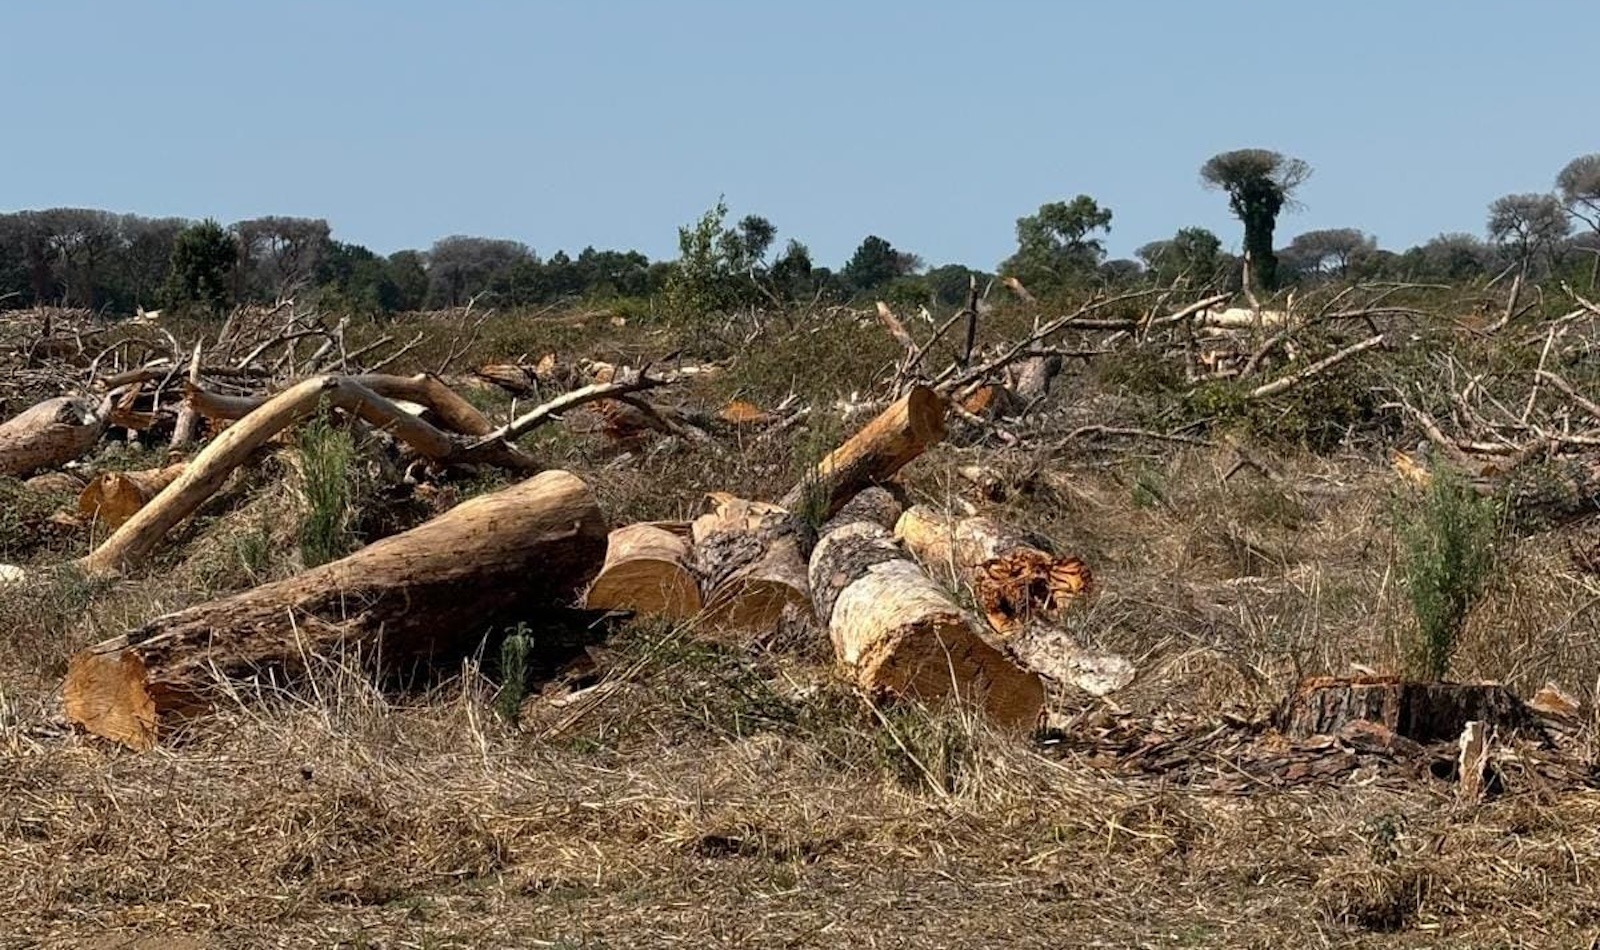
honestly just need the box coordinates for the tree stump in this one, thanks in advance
[1277,676,1535,742]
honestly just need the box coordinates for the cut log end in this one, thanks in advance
[583,524,702,621]
[976,550,1092,636]
[856,610,1046,731]
[63,650,160,751]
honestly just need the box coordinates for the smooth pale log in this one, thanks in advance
[184,373,493,437]
[808,488,1044,729]
[82,376,537,578]
[64,469,608,750]
[77,463,187,529]
[894,506,1091,636]
[583,523,702,620]
[0,396,111,477]
[780,386,947,521]
[691,492,811,632]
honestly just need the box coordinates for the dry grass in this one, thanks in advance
[7,298,1600,946]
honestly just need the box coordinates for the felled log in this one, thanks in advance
[958,384,1019,420]
[80,375,539,577]
[780,386,947,521]
[894,506,1091,636]
[583,523,702,620]
[1277,676,1535,743]
[0,395,111,477]
[808,488,1044,729]
[65,469,608,750]
[1008,353,1063,400]
[691,493,811,632]
[77,462,188,530]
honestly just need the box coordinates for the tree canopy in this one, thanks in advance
[1201,148,1311,290]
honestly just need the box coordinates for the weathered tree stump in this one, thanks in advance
[1277,676,1534,742]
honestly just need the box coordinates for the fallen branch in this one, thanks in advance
[1248,334,1384,400]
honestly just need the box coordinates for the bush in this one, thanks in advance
[296,407,358,568]
[1396,468,1499,680]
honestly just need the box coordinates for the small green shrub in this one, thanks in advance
[496,625,534,723]
[296,406,358,568]
[1396,469,1499,680]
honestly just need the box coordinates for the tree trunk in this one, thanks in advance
[64,469,608,750]
[0,395,111,477]
[808,488,1044,729]
[1276,676,1534,742]
[1008,353,1063,400]
[77,462,187,529]
[781,386,946,522]
[583,523,702,620]
[894,505,1091,636]
[691,492,811,632]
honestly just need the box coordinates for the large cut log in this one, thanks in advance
[1277,676,1536,742]
[894,506,1091,636]
[64,469,607,750]
[781,386,947,522]
[691,493,811,632]
[809,488,1044,729]
[0,396,111,477]
[77,462,187,530]
[583,523,702,620]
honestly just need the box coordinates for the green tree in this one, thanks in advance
[1200,149,1311,290]
[1137,226,1224,285]
[1000,195,1113,291]
[163,219,237,314]
[1283,228,1376,280]
[842,235,917,292]
[386,250,429,311]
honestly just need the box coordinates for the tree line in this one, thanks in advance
[5,149,1599,318]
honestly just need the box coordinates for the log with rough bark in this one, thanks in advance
[77,462,188,530]
[583,523,703,620]
[808,488,1044,729]
[1007,353,1063,400]
[691,493,811,632]
[80,375,539,578]
[64,469,608,750]
[1277,676,1535,743]
[894,505,1091,636]
[0,395,111,477]
[780,386,947,521]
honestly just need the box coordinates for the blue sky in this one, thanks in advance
[7,1,1591,269]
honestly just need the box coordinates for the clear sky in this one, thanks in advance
[7,1,1592,270]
